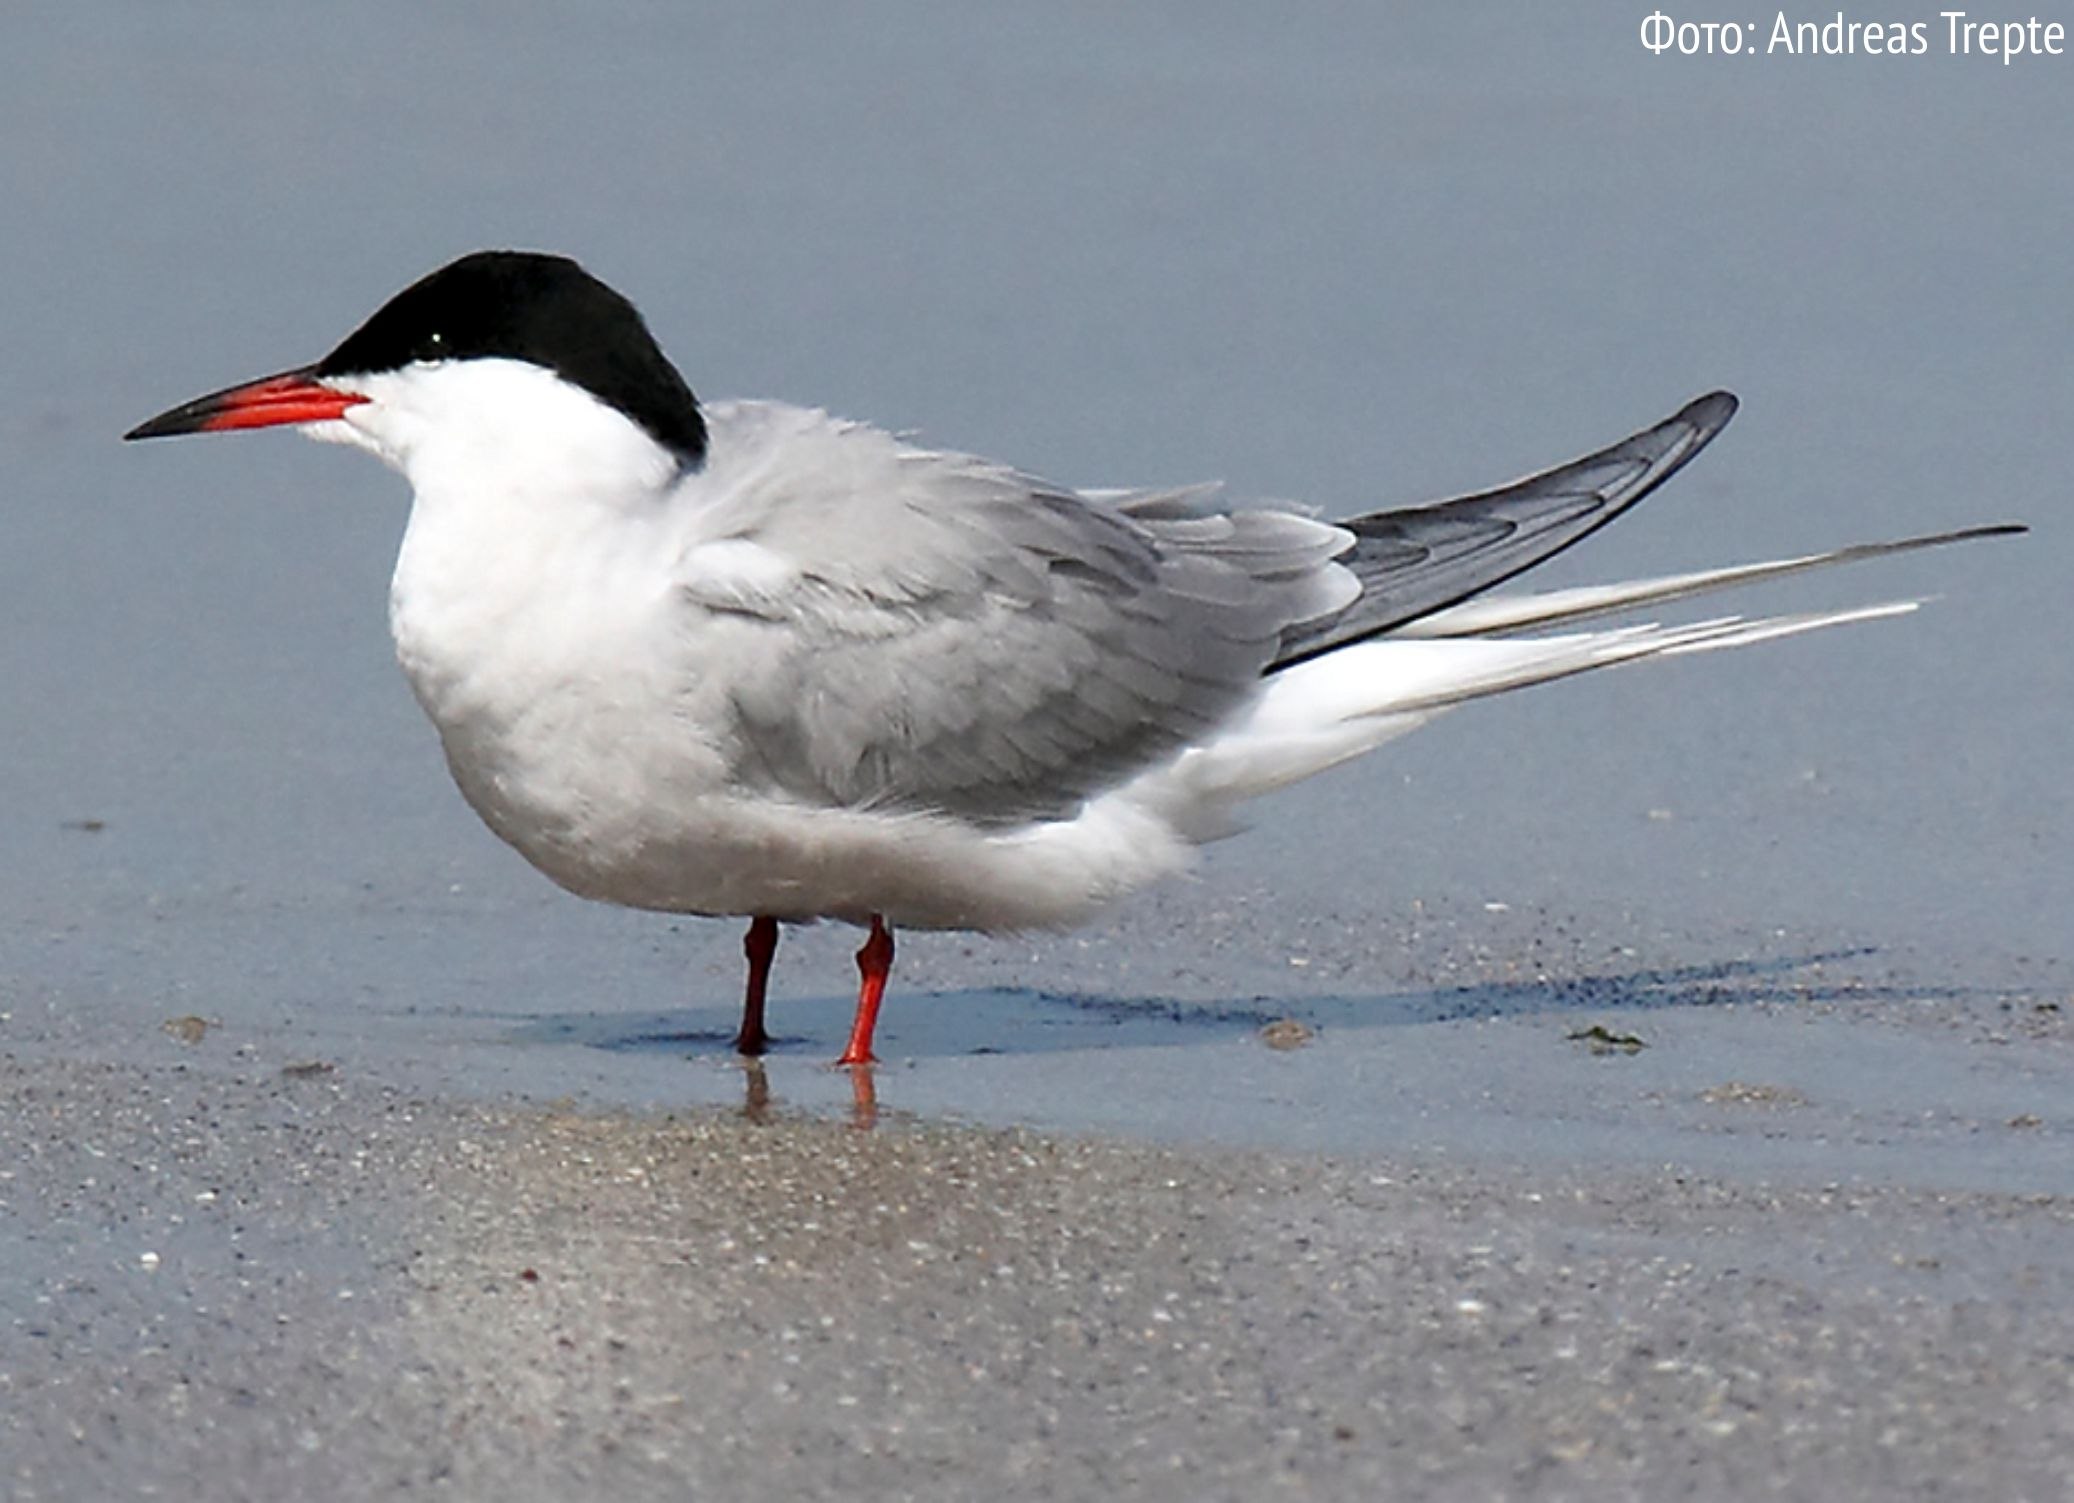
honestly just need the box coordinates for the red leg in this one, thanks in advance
[845,1061,878,1131]
[734,916,778,1056]
[837,915,894,1066]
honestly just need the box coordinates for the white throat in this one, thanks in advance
[313,357,687,516]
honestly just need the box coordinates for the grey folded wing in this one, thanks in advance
[1272,391,1739,667]
[689,393,1738,821]
[692,459,1355,826]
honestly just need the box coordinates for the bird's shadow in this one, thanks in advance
[500,947,1980,1062]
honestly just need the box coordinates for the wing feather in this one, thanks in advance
[1271,391,1738,667]
[685,407,1351,824]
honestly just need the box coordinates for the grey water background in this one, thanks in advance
[2,3,2068,1155]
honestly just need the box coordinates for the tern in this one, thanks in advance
[126,250,2019,1064]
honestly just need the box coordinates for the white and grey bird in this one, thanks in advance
[125,250,2019,1064]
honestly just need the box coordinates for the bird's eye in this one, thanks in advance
[421,330,447,358]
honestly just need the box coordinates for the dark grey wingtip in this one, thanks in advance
[1270,390,1745,669]
[1608,388,1738,495]
[1682,388,1739,434]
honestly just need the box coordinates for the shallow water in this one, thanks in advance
[3,0,2068,1162]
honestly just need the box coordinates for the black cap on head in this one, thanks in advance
[315,251,707,463]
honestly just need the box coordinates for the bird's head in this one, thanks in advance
[125,250,706,499]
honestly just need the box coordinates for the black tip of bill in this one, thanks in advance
[122,397,224,442]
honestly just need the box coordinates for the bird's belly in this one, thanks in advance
[447,741,1189,931]
[432,703,740,913]
[425,690,1198,932]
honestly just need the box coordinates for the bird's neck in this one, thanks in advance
[385,418,683,728]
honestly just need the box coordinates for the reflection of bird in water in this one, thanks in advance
[739,1058,773,1126]
[736,1058,876,1132]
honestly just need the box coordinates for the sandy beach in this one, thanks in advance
[5,927,2070,1500]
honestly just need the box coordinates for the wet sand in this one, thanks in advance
[4,973,2069,1502]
